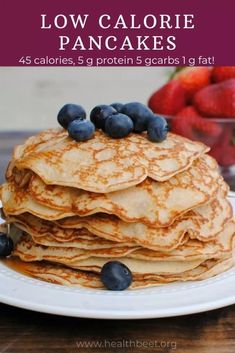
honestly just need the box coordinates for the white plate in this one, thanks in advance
[0,197,235,320]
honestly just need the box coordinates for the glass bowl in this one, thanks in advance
[165,117,235,191]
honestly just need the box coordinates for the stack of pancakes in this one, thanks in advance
[0,128,234,289]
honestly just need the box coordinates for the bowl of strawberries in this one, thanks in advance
[148,66,235,190]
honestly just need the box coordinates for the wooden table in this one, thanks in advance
[1,131,235,353]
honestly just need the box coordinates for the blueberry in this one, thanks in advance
[105,114,134,139]
[121,102,154,133]
[0,233,13,257]
[90,105,117,130]
[101,261,133,291]
[57,104,86,129]
[68,120,95,142]
[110,103,124,112]
[147,115,169,142]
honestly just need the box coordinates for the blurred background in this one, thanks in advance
[0,67,170,130]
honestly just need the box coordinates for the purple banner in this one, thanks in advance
[0,0,234,66]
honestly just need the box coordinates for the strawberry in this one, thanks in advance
[175,106,200,120]
[211,142,235,167]
[171,107,197,140]
[173,67,211,102]
[171,106,222,142]
[219,145,235,167]
[148,80,186,115]
[212,66,235,83]
[194,79,235,118]
[192,116,222,137]
[209,127,235,166]
[209,143,222,162]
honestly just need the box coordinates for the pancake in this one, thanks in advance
[12,220,235,267]
[0,171,227,231]
[55,256,229,276]
[30,234,136,250]
[129,221,235,261]
[136,257,234,284]
[8,212,189,251]
[13,235,205,275]
[55,191,232,249]
[6,129,58,184]
[7,128,209,193]
[9,225,136,250]
[0,182,75,220]
[13,234,140,263]
[7,190,232,252]
[28,154,221,226]
[13,232,234,286]
[25,227,235,262]
[2,126,234,290]
[11,255,234,289]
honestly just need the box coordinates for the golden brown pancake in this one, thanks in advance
[10,256,234,289]
[28,154,221,226]
[13,234,206,275]
[13,234,140,263]
[1,127,234,290]
[1,182,74,220]
[56,192,232,248]
[7,189,232,252]
[13,221,235,267]
[7,129,209,193]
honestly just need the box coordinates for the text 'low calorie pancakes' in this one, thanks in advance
[0,127,234,290]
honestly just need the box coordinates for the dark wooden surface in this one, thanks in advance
[1,131,235,353]
[1,303,235,353]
